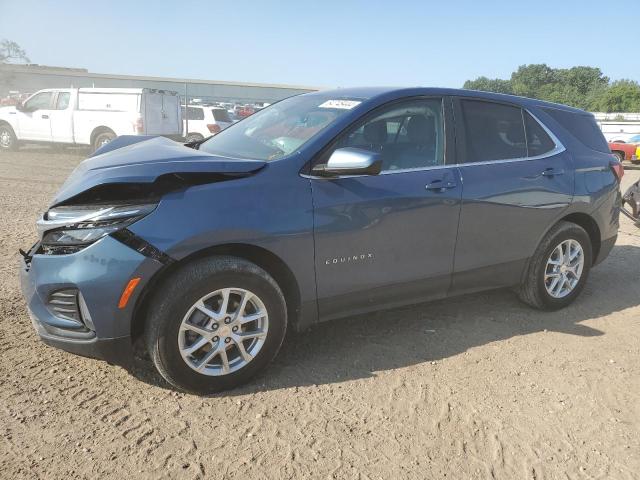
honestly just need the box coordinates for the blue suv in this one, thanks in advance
[20,87,622,394]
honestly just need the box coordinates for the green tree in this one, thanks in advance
[463,76,513,94]
[463,64,639,111]
[597,80,640,112]
[0,39,30,64]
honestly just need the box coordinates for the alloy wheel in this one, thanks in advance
[177,288,269,376]
[544,239,584,298]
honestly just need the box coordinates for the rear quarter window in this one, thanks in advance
[212,109,232,122]
[541,107,609,153]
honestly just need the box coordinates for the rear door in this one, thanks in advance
[49,91,74,143]
[311,97,462,320]
[450,97,573,293]
[145,92,181,135]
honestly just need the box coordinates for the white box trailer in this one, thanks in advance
[0,87,183,151]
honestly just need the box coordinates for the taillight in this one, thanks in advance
[133,116,144,134]
[610,160,624,182]
[207,123,221,134]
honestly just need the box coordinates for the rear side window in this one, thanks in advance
[181,107,204,121]
[55,92,70,110]
[524,111,555,157]
[460,100,526,162]
[211,108,231,122]
[541,107,609,153]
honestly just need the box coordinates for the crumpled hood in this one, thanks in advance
[53,136,266,205]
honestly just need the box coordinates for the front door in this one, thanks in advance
[450,97,574,293]
[310,97,462,320]
[17,91,54,141]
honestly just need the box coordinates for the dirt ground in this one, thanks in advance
[0,148,639,480]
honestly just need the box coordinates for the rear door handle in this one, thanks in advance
[541,168,564,177]
[41,114,49,119]
[426,179,457,192]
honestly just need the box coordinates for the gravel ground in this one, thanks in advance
[1,148,639,480]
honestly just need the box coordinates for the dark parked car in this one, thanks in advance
[21,87,623,394]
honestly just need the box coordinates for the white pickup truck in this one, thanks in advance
[0,88,183,152]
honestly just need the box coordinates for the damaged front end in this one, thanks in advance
[19,135,269,365]
[622,180,640,228]
[33,136,266,255]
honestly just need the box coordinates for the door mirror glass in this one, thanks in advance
[315,147,382,176]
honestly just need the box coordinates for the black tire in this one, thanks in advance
[92,130,116,152]
[185,133,204,143]
[145,256,287,394]
[612,151,625,163]
[0,124,18,151]
[518,221,592,310]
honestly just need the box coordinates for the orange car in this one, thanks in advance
[609,141,638,162]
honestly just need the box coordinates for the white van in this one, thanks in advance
[0,88,182,151]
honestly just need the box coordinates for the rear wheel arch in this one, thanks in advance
[559,212,601,263]
[131,243,302,341]
[90,126,116,148]
[520,212,601,286]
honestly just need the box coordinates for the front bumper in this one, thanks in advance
[20,235,163,366]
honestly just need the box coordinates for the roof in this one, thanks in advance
[306,87,588,114]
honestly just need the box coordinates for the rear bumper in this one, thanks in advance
[594,234,617,266]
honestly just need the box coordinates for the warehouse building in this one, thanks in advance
[0,63,319,104]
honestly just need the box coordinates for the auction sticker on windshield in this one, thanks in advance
[318,100,361,109]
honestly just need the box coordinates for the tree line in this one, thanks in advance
[464,64,640,113]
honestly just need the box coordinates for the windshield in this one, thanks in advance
[198,95,362,160]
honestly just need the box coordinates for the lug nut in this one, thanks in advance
[212,336,219,342]
[225,337,231,344]
[232,326,238,332]
[224,317,231,324]
[212,323,218,330]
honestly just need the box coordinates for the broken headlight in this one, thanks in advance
[37,203,157,254]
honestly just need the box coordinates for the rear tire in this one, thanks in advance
[518,221,592,310]
[92,130,116,152]
[0,124,18,151]
[145,256,287,394]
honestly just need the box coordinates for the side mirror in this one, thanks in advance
[313,147,382,176]
[15,102,25,112]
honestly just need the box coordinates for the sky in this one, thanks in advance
[1,0,638,89]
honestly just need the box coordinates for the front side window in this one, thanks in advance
[333,98,444,171]
[199,95,360,161]
[460,100,526,162]
[56,92,70,110]
[24,92,53,111]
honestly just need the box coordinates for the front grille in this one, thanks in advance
[46,289,85,329]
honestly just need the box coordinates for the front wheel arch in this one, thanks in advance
[131,243,302,341]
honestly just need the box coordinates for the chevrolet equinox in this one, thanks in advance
[20,87,622,394]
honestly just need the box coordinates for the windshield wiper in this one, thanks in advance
[184,135,213,150]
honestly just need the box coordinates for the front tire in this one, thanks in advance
[518,221,592,310]
[145,256,287,394]
[0,124,18,151]
[185,133,204,143]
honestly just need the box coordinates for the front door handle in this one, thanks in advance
[41,114,49,119]
[541,167,564,177]
[426,179,457,192]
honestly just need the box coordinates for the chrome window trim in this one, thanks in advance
[457,108,565,168]
[305,106,566,178]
